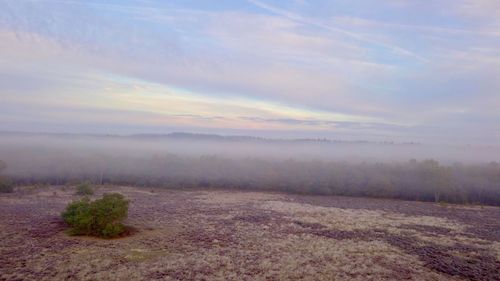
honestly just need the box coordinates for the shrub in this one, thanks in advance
[62,193,129,238]
[0,178,13,193]
[0,160,12,193]
[75,182,94,196]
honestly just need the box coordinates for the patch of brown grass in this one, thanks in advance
[1,186,498,280]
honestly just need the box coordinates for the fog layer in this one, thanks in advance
[1,133,499,165]
[0,133,499,205]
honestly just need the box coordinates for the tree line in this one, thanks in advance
[2,155,499,205]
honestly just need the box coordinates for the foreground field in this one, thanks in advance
[0,186,499,280]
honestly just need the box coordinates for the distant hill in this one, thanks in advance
[0,131,420,145]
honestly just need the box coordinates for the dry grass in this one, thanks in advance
[261,200,465,232]
[195,190,285,205]
[0,186,498,280]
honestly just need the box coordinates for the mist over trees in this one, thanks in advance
[0,133,499,205]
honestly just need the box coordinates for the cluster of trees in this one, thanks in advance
[2,155,499,205]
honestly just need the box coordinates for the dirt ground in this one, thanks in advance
[0,186,499,281]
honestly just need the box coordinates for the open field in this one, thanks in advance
[1,186,499,280]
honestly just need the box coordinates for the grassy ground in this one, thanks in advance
[0,186,499,280]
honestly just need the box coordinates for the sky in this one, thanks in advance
[0,0,499,144]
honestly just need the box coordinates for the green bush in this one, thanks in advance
[0,178,13,193]
[75,182,94,196]
[0,160,6,172]
[0,160,12,193]
[62,193,129,238]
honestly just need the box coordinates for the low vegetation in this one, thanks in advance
[0,160,13,193]
[62,193,129,238]
[0,178,13,193]
[1,187,499,280]
[75,182,94,196]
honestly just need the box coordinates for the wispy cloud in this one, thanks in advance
[247,0,429,62]
[332,16,500,38]
[0,0,499,144]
